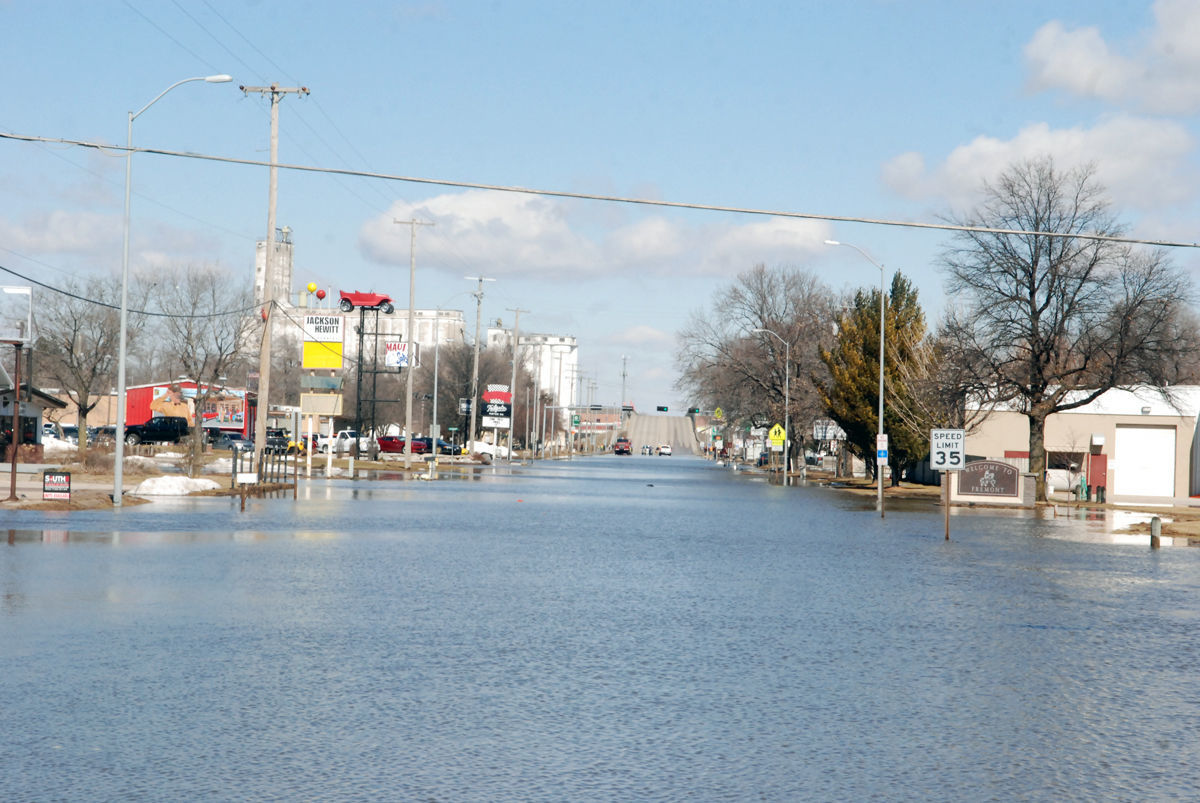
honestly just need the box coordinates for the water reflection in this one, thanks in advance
[3,455,1200,800]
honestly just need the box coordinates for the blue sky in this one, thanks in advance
[3,1,1199,410]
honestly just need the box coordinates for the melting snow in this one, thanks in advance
[132,476,220,496]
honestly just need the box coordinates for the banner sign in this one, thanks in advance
[384,341,420,369]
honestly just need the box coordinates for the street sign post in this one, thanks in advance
[876,433,888,465]
[930,428,965,471]
[930,428,966,540]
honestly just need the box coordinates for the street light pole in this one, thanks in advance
[114,74,231,508]
[752,328,790,486]
[825,239,887,518]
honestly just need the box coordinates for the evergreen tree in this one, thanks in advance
[818,272,926,483]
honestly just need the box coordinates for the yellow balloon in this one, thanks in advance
[307,282,317,293]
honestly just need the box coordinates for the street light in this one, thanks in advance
[751,328,790,485]
[825,239,886,518]
[114,74,231,507]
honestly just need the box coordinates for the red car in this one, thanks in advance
[377,435,428,454]
[613,437,632,455]
[339,290,394,314]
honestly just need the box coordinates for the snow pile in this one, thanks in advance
[42,438,77,456]
[131,476,220,496]
[124,456,160,471]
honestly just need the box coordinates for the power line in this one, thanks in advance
[0,261,258,320]
[2,130,1198,250]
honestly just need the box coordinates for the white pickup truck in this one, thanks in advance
[328,429,370,454]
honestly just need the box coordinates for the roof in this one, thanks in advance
[0,384,69,410]
[969,385,1200,419]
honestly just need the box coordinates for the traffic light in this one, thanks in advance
[656,405,668,412]
[688,407,700,414]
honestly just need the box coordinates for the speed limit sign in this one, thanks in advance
[930,428,965,471]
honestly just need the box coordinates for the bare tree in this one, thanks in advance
[941,157,1199,500]
[33,274,139,460]
[153,264,255,473]
[676,264,836,462]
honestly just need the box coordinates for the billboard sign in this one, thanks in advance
[301,314,345,370]
[481,384,512,429]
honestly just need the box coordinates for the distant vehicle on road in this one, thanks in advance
[613,437,632,455]
[657,444,672,456]
[339,290,394,314]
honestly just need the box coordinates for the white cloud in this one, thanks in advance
[359,190,832,280]
[608,324,675,349]
[1025,1,1200,114]
[883,116,1195,212]
[0,210,119,255]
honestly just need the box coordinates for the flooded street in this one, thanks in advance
[4,455,1200,800]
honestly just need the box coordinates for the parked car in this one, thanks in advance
[414,437,461,455]
[332,429,369,453]
[613,437,632,455]
[339,290,394,314]
[91,425,117,445]
[123,416,190,445]
[378,436,430,454]
[212,432,253,453]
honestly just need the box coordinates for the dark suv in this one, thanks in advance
[123,416,191,445]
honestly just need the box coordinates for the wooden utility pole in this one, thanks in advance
[394,219,433,470]
[241,82,309,477]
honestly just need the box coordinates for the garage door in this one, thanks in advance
[1114,425,1176,498]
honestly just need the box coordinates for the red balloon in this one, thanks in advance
[316,289,326,300]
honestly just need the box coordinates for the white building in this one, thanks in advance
[488,327,578,410]
[965,385,1200,503]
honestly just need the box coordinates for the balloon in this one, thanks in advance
[316,289,326,300]
[307,282,317,293]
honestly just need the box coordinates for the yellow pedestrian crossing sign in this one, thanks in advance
[714,407,724,420]
[768,424,786,445]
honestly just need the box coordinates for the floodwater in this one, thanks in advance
[3,456,1199,801]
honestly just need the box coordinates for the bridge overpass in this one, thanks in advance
[620,412,701,455]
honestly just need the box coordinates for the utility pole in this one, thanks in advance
[242,82,308,475]
[395,219,432,470]
[465,276,494,453]
[505,307,528,463]
[620,355,628,419]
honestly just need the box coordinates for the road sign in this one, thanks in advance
[930,428,965,471]
[876,433,888,465]
[768,423,786,444]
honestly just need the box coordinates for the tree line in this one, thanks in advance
[675,158,1200,500]
[26,265,550,464]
